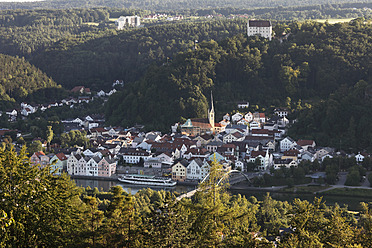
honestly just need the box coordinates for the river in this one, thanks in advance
[74,178,369,211]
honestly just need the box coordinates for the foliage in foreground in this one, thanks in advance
[2,148,372,247]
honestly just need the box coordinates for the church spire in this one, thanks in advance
[208,91,215,130]
[210,91,214,113]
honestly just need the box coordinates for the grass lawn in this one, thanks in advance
[315,18,354,24]
[280,185,330,193]
[321,187,372,198]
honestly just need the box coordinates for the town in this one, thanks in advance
[3,89,368,188]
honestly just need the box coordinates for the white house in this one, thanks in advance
[97,90,106,97]
[186,159,203,180]
[280,137,297,152]
[119,148,152,164]
[156,153,174,165]
[274,108,289,118]
[86,157,100,176]
[231,113,244,123]
[273,159,298,169]
[249,121,261,130]
[201,160,211,179]
[245,112,253,122]
[144,158,162,168]
[355,152,366,163]
[235,160,245,171]
[223,131,245,143]
[237,102,249,108]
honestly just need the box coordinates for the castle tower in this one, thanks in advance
[208,91,215,129]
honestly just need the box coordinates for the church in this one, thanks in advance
[180,93,224,136]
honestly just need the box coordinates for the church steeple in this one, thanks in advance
[208,91,215,129]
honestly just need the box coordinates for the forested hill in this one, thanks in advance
[288,81,372,151]
[105,20,372,132]
[0,53,59,104]
[0,0,366,10]
[31,20,246,90]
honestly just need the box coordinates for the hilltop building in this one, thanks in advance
[115,16,141,30]
[247,20,272,40]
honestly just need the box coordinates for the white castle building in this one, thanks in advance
[115,16,141,30]
[247,20,272,40]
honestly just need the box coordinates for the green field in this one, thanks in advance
[315,18,354,24]
[321,187,372,198]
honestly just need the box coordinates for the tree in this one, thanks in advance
[103,186,137,247]
[345,170,361,186]
[0,146,84,247]
[27,140,43,154]
[82,196,104,247]
[45,125,53,151]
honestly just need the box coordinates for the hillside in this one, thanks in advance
[0,53,60,105]
[0,0,366,11]
[31,20,247,89]
[105,20,372,134]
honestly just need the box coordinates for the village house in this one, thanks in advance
[297,139,316,151]
[280,137,297,152]
[235,160,245,171]
[30,151,46,167]
[144,158,162,168]
[274,108,289,118]
[172,160,188,182]
[231,113,244,123]
[98,157,117,177]
[50,153,68,175]
[186,159,204,180]
[223,131,245,143]
[237,101,249,108]
[273,158,298,169]
[118,148,152,164]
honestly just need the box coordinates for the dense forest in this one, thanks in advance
[288,80,372,151]
[105,20,372,133]
[0,4,371,57]
[31,19,247,89]
[0,53,59,104]
[0,8,138,56]
[0,0,368,11]
[3,148,372,247]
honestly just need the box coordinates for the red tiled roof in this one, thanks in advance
[56,153,68,161]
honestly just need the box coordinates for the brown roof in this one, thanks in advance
[250,151,266,158]
[249,20,271,27]
[56,153,67,161]
[71,86,84,93]
[297,140,315,146]
[283,150,300,156]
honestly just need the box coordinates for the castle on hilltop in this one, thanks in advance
[247,20,272,40]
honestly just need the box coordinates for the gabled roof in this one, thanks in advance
[34,151,46,158]
[56,153,67,161]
